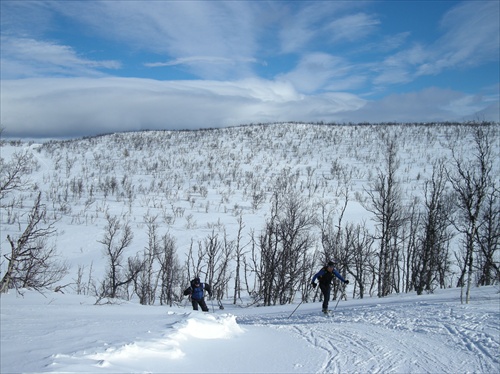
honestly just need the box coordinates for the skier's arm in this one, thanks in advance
[333,269,348,283]
[183,287,192,296]
[311,269,325,283]
[204,284,212,297]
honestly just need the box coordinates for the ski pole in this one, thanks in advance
[333,293,341,312]
[332,282,346,312]
[288,299,304,319]
[288,284,311,319]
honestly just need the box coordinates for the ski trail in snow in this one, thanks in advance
[291,321,463,373]
[238,299,500,374]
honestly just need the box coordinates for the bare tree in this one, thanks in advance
[401,198,422,293]
[214,230,234,302]
[1,192,67,293]
[345,222,376,299]
[447,126,495,303]
[134,213,160,305]
[233,215,249,304]
[318,169,352,302]
[364,136,405,297]
[252,213,279,306]
[156,232,182,306]
[202,231,223,291]
[190,229,234,304]
[0,149,38,203]
[253,190,315,306]
[413,161,454,295]
[475,184,499,285]
[98,214,137,299]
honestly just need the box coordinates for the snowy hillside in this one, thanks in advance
[2,123,497,293]
[1,286,498,373]
[1,122,499,373]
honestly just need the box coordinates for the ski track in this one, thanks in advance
[237,300,500,373]
[3,289,498,374]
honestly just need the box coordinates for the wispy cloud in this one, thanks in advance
[344,87,484,123]
[0,36,120,79]
[4,77,496,138]
[375,1,500,85]
[0,77,366,137]
[374,44,427,85]
[49,0,262,80]
[144,56,262,80]
[0,1,498,138]
[278,2,377,53]
[278,53,352,93]
[324,12,380,43]
[436,1,500,66]
[145,56,259,68]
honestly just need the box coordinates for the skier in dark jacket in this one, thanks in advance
[183,277,212,312]
[312,261,349,313]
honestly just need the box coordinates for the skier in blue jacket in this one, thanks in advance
[312,261,349,314]
[184,277,212,312]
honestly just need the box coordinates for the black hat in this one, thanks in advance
[327,261,335,267]
[194,277,200,284]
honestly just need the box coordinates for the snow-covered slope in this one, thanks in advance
[1,286,498,373]
[1,123,499,373]
[2,123,498,288]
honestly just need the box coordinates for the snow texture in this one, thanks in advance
[1,286,499,373]
[1,124,499,373]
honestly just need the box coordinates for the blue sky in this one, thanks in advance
[1,0,498,138]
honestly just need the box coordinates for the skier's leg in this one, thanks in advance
[191,299,199,311]
[199,299,209,312]
[321,284,330,311]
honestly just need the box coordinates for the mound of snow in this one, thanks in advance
[1,287,498,373]
[173,312,244,340]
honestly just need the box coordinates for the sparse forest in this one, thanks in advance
[1,122,498,305]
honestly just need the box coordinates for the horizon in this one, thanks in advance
[2,120,498,143]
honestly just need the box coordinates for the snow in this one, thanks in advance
[1,124,499,373]
[1,286,499,373]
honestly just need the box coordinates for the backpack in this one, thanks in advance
[318,266,334,284]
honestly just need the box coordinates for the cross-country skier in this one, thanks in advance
[311,261,349,314]
[183,277,212,312]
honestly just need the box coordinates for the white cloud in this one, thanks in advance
[373,43,427,86]
[0,0,498,138]
[144,56,262,79]
[437,1,500,65]
[440,94,493,118]
[375,1,500,84]
[0,77,367,138]
[378,32,411,52]
[412,1,500,77]
[4,77,497,139]
[278,53,352,93]
[48,1,262,80]
[278,3,378,53]
[145,57,258,68]
[344,87,499,123]
[325,12,380,43]
[0,36,120,79]
[278,2,327,53]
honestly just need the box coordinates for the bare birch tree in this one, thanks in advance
[0,192,67,293]
[414,160,454,295]
[364,136,405,297]
[98,214,137,299]
[447,126,496,303]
